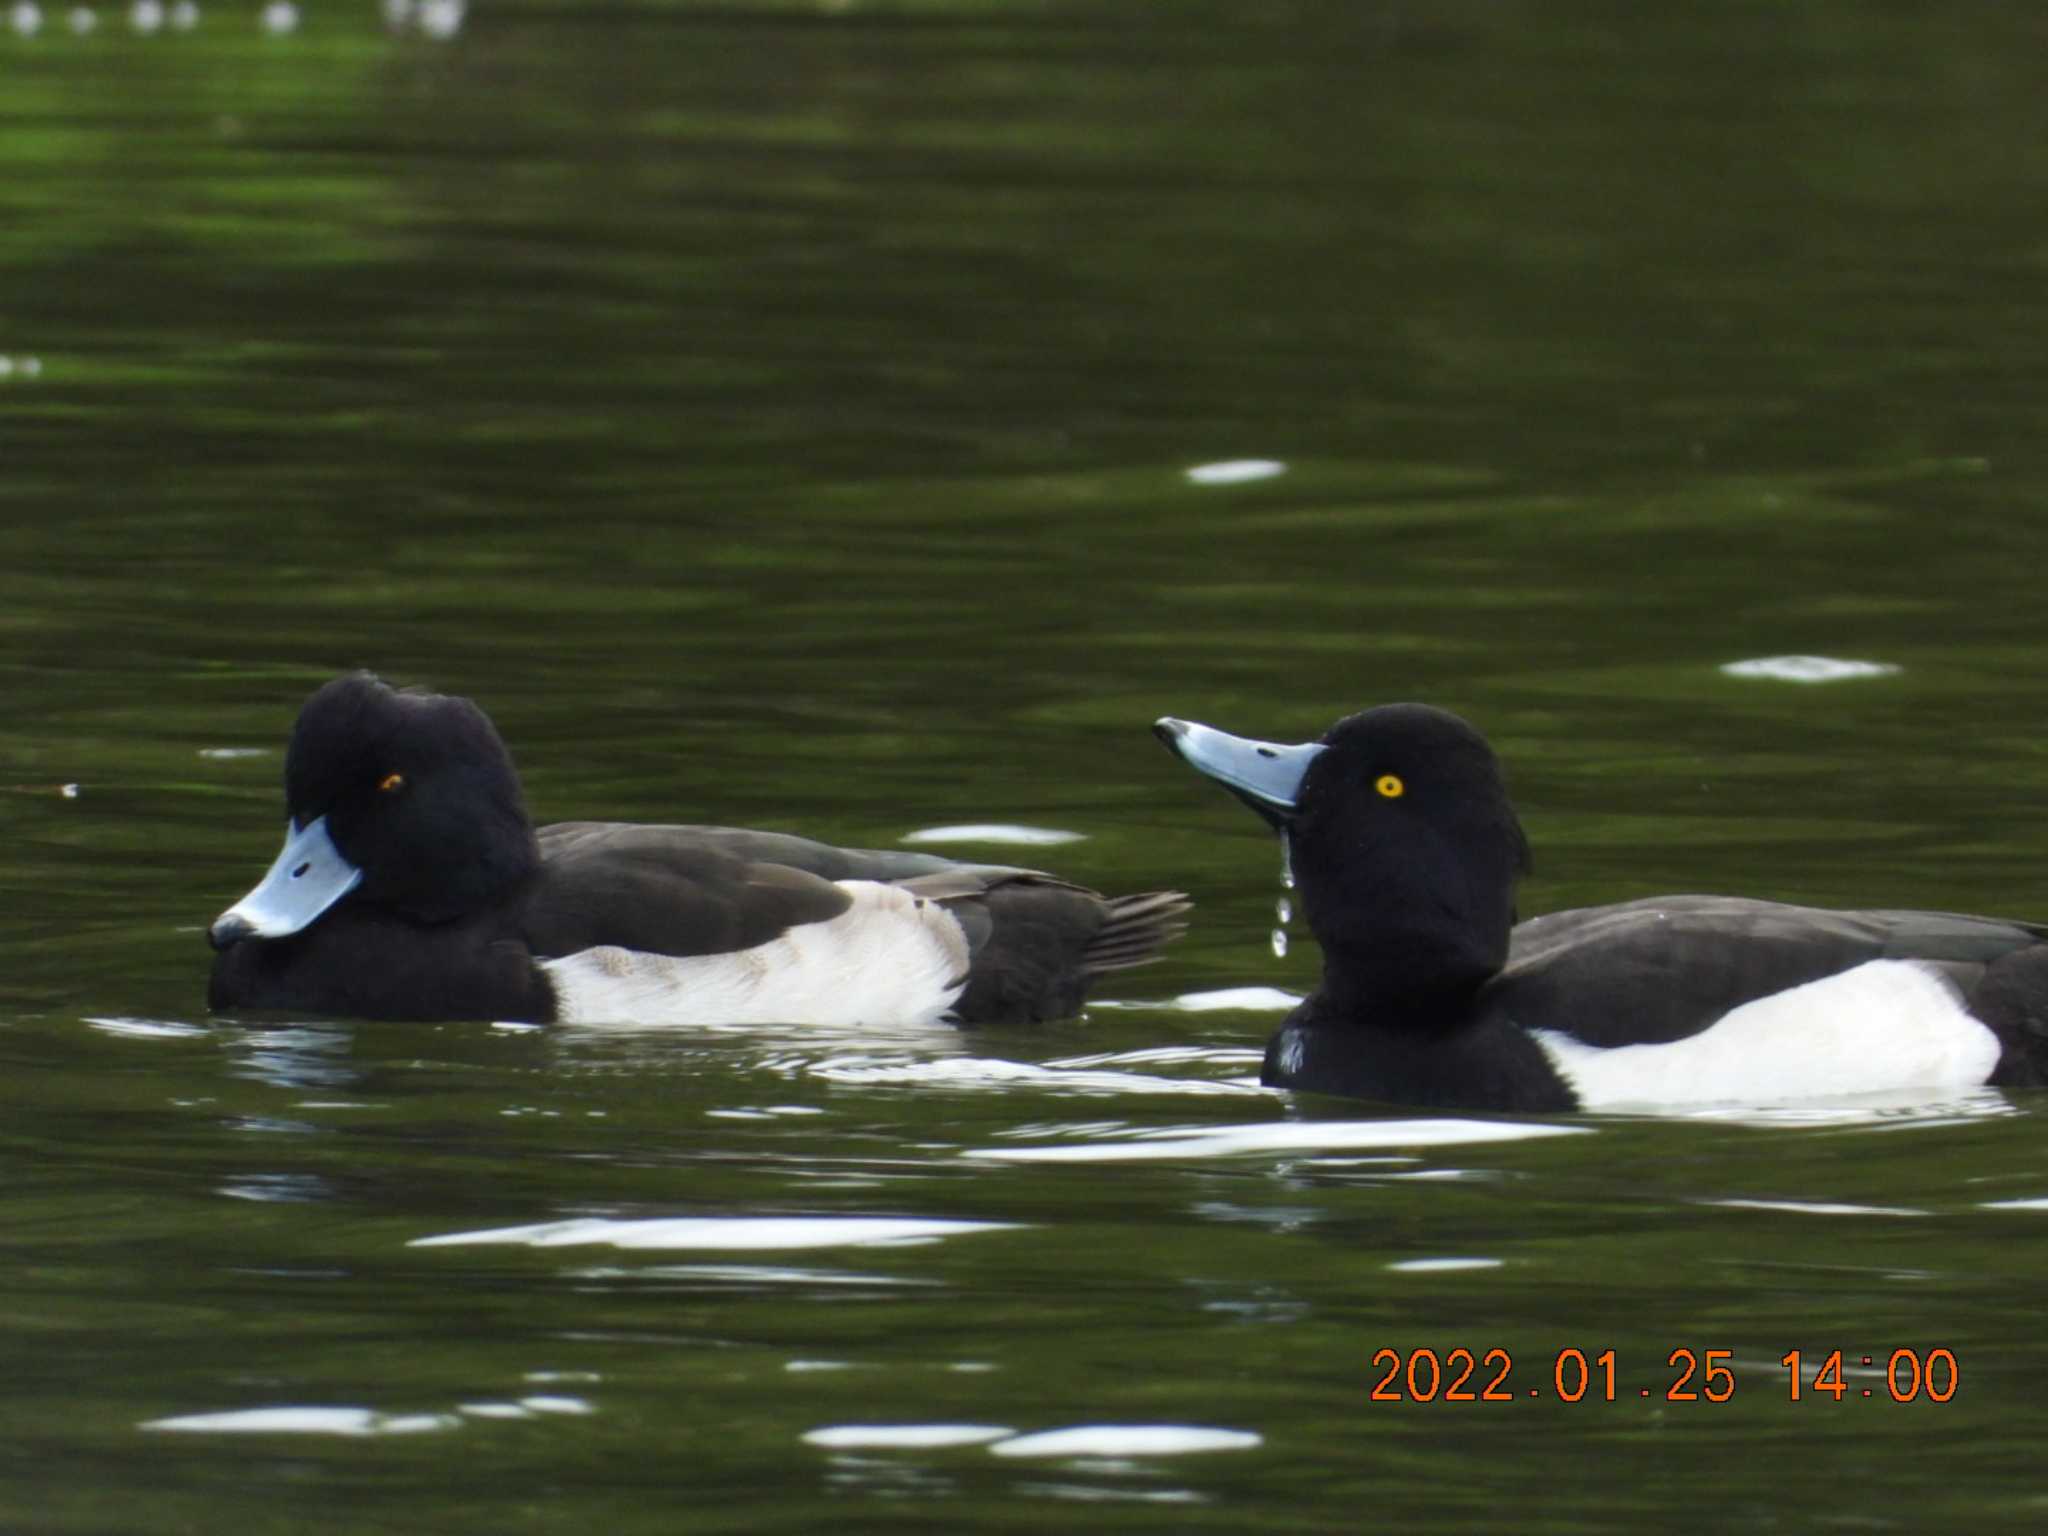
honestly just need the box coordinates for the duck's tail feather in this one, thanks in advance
[1083,889,1193,975]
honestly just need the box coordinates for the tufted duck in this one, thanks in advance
[1155,704,2048,1110]
[207,673,1187,1025]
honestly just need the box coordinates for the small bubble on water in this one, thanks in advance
[129,0,161,30]
[9,2,42,36]
[259,0,295,34]
[168,0,196,27]
[67,4,94,33]
[1270,926,1289,959]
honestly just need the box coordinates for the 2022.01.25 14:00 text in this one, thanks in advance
[1369,1348,1959,1403]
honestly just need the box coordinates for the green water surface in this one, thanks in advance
[6,2,2048,1531]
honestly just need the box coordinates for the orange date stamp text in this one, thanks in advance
[1368,1347,1958,1403]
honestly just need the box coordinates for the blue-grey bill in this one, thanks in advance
[1153,718,1324,823]
[212,815,362,941]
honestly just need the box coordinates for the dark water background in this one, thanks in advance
[7,2,2048,1530]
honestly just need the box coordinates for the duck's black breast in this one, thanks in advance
[1263,1006,1577,1110]
[205,903,553,1022]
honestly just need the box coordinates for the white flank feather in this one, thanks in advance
[543,881,971,1027]
[1532,959,1999,1108]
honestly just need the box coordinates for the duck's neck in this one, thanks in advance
[1307,930,1503,1029]
[1306,967,1478,1033]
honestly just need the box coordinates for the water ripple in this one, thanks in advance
[805,1052,1263,1097]
[805,1424,1014,1450]
[410,1215,1020,1251]
[899,823,1084,847]
[989,1425,1262,1457]
[142,1407,459,1437]
[965,1117,1585,1163]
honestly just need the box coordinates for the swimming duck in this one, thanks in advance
[1155,703,2048,1110]
[207,672,1187,1025]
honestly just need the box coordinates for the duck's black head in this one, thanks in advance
[1155,704,1531,1015]
[210,672,540,950]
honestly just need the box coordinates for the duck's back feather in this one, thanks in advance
[524,821,1051,961]
[1489,896,2048,1050]
[523,822,1188,1026]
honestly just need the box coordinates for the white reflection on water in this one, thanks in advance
[1092,987,1301,1013]
[1708,1198,1928,1218]
[805,1424,1014,1450]
[410,1215,1020,1251]
[1720,655,1900,683]
[75,1024,356,1096]
[556,1010,960,1045]
[143,1395,593,1437]
[1046,1044,1261,1070]
[805,1421,1262,1460]
[966,1117,1585,1163]
[899,823,1084,847]
[224,1023,364,1091]
[806,1052,1264,1097]
[143,1407,459,1436]
[989,1425,1262,1457]
[419,0,463,37]
[218,1172,333,1203]
[84,1015,209,1040]
[1649,1087,2017,1129]
[563,1264,939,1288]
[1385,1257,1504,1273]
[385,0,464,36]
[1184,459,1286,486]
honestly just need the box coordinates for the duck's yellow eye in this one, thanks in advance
[1375,774,1405,799]
[377,772,405,793]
